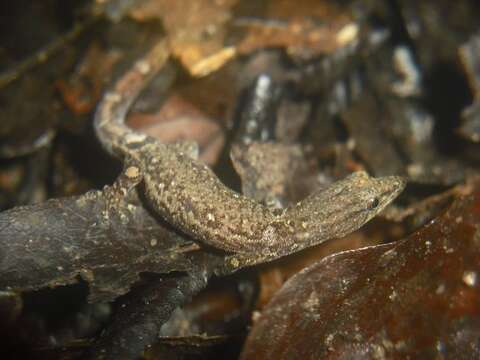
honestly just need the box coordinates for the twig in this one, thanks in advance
[0,17,98,89]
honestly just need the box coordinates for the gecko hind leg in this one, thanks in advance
[102,159,144,219]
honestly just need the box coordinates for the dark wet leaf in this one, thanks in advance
[0,180,223,303]
[87,274,208,360]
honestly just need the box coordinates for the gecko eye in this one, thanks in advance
[367,197,380,210]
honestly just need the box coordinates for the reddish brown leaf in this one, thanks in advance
[242,180,480,360]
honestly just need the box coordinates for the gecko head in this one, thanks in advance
[337,171,405,221]
[347,171,405,212]
[309,171,406,238]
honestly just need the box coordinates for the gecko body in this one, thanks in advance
[95,40,405,258]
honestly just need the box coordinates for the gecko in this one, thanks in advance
[94,39,406,266]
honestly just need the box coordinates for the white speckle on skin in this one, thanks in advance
[251,311,262,322]
[150,239,158,247]
[262,225,277,244]
[230,257,240,267]
[105,93,121,102]
[125,166,140,179]
[125,132,147,144]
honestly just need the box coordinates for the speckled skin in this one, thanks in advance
[95,40,406,257]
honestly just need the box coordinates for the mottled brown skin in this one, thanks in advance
[95,39,406,259]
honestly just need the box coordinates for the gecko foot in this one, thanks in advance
[102,161,144,221]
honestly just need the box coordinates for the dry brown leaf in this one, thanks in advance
[130,0,238,76]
